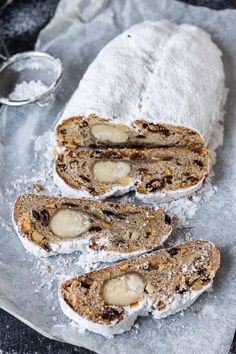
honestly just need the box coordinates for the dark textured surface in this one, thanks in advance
[0,0,235,353]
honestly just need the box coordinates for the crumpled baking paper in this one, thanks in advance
[0,0,236,353]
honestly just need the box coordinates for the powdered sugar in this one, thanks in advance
[9,80,48,101]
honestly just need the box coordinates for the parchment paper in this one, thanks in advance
[0,0,236,353]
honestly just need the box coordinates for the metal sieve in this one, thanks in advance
[0,51,63,106]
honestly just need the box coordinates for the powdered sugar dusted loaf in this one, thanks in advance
[57,20,226,149]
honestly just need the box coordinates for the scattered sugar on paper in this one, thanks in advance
[0,115,223,328]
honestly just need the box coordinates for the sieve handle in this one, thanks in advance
[0,36,10,66]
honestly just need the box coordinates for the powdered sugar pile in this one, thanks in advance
[9,80,48,101]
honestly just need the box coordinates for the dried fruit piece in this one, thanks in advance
[50,209,91,238]
[21,215,32,234]
[145,282,156,294]
[93,161,131,183]
[91,124,129,144]
[120,264,129,272]
[102,273,145,306]
[118,176,132,186]
[45,204,56,209]
[32,230,44,243]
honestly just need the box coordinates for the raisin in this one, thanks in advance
[165,214,171,225]
[89,226,102,232]
[167,247,179,256]
[81,280,91,289]
[79,175,91,183]
[115,239,126,245]
[101,307,122,321]
[159,126,171,136]
[146,179,159,189]
[116,214,127,220]
[102,210,115,217]
[40,209,50,227]
[162,156,173,161]
[193,160,203,168]
[58,164,67,171]
[164,176,172,184]
[59,129,67,135]
[80,120,88,128]
[139,168,148,173]
[142,123,148,129]
[130,152,143,159]
[32,210,41,221]
[175,285,187,294]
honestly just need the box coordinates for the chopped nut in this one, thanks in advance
[146,215,156,221]
[66,142,78,149]
[118,176,132,186]
[147,226,156,236]
[21,215,32,234]
[100,220,112,228]
[70,131,78,137]
[50,209,91,238]
[119,263,129,272]
[31,230,44,243]
[130,301,139,308]
[157,263,165,271]
[130,230,139,241]
[93,161,131,183]
[70,161,78,169]
[84,309,93,317]
[102,273,145,306]
[163,168,172,176]
[145,282,156,294]
[44,204,56,209]
[191,279,203,291]
[91,124,129,144]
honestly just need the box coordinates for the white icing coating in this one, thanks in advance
[58,290,153,337]
[82,226,172,265]
[54,163,205,203]
[136,178,204,204]
[53,165,135,200]
[59,20,225,145]
[152,282,212,319]
[13,216,90,258]
[58,281,212,337]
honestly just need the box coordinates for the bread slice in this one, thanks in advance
[12,194,172,259]
[56,115,205,150]
[54,147,209,201]
[59,240,220,337]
